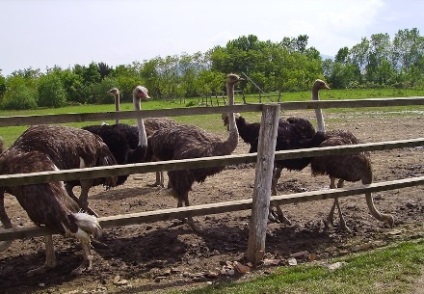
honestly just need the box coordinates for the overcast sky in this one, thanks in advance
[1,0,422,76]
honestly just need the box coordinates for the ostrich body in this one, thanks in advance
[7,124,118,216]
[107,87,178,187]
[0,142,102,275]
[147,73,243,230]
[310,79,394,231]
[222,114,319,223]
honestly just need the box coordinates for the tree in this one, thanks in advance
[1,75,37,110]
[97,62,113,80]
[38,74,67,108]
[0,72,6,101]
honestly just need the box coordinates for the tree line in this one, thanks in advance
[0,28,423,110]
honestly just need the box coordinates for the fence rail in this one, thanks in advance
[0,138,423,187]
[1,97,424,127]
[1,175,423,241]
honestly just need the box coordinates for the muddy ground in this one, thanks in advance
[0,109,423,293]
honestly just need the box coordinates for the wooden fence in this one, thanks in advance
[1,97,424,264]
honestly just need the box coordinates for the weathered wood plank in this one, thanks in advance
[247,104,280,264]
[1,97,424,127]
[0,138,423,187]
[1,176,423,241]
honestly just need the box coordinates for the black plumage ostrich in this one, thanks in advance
[310,79,394,231]
[107,87,177,188]
[222,114,319,223]
[147,73,243,230]
[1,151,102,276]
[82,85,149,187]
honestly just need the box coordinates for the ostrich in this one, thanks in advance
[109,88,177,188]
[107,87,178,187]
[0,147,102,276]
[310,79,394,231]
[2,125,119,217]
[147,73,244,230]
[222,113,319,223]
[82,85,150,186]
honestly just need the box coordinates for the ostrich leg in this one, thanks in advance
[268,167,292,225]
[79,180,98,217]
[334,179,352,232]
[183,192,199,232]
[325,178,351,232]
[146,171,165,188]
[72,238,94,274]
[65,184,98,216]
[0,190,13,251]
[26,234,57,277]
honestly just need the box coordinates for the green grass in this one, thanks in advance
[180,239,424,294]
[1,87,423,147]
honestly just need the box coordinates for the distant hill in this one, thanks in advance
[321,54,334,60]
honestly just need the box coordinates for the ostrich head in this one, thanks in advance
[227,73,244,88]
[221,113,241,131]
[133,86,150,103]
[312,79,330,100]
[108,87,120,97]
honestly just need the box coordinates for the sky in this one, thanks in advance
[1,0,423,76]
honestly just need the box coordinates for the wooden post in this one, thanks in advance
[246,103,280,264]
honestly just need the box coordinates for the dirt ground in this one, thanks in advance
[1,109,424,294]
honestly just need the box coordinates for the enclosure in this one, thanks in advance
[1,98,424,293]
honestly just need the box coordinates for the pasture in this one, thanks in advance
[0,91,424,293]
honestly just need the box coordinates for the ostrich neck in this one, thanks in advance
[133,98,147,147]
[115,93,121,112]
[224,83,239,153]
[115,93,121,124]
[312,87,326,132]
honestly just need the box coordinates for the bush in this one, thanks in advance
[1,86,37,110]
[38,74,67,108]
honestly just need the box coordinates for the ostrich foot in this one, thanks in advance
[338,217,352,233]
[278,214,292,225]
[187,217,200,232]
[268,210,292,225]
[71,260,92,275]
[146,182,165,189]
[26,263,57,277]
[91,239,108,249]
[323,219,334,232]
[268,210,280,223]
[169,218,199,232]
[323,215,352,233]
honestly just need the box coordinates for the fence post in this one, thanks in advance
[246,103,280,264]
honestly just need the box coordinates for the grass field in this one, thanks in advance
[181,238,424,294]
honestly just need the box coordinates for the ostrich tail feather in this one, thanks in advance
[73,212,102,238]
